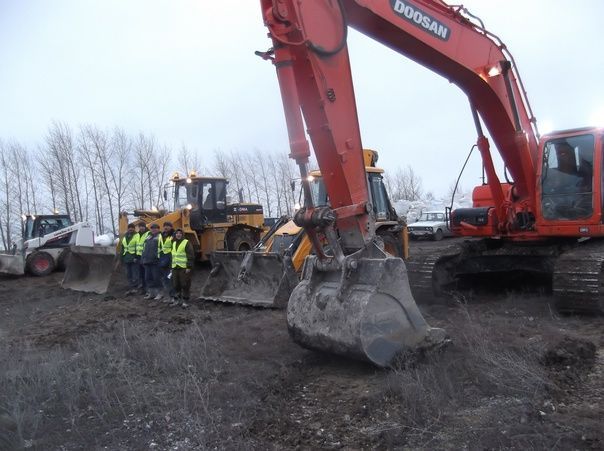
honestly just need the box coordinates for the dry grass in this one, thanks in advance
[380,302,561,448]
[0,320,224,449]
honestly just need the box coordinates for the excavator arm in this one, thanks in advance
[259,0,548,365]
[262,0,541,238]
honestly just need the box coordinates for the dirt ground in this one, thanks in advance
[0,239,602,450]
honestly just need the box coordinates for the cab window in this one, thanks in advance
[174,183,198,209]
[369,174,389,220]
[541,134,594,220]
[201,182,215,210]
[34,217,71,238]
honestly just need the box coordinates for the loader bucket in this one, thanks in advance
[201,250,298,309]
[62,245,116,294]
[287,244,446,367]
[0,253,25,276]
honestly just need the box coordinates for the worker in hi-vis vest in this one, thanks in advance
[121,223,140,295]
[169,228,195,308]
[157,221,174,301]
[135,222,149,293]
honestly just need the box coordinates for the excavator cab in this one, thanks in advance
[540,133,595,221]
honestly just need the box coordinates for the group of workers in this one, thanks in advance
[120,221,195,308]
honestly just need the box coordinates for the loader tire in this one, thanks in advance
[226,228,258,251]
[377,230,404,258]
[27,251,55,277]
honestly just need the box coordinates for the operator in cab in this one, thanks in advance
[542,141,593,220]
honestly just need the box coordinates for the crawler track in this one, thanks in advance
[553,239,604,314]
[405,240,462,304]
[407,237,604,315]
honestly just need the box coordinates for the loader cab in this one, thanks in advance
[172,173,228,227]
[23,214,72,241]
[540,131,596,221]
[367,170,397,221]
[307,167,397,222]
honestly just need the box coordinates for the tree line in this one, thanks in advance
[0,121,424,251]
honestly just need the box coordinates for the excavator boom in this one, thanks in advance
[260,0,450,365]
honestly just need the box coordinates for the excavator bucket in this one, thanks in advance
[0,254,25,276]
[62,245,117,294]
[287,243,446,367]
[201,250,298,308]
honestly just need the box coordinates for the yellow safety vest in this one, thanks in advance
[136,231,149,256]
[171,239,189,269]
[122,234,139,255]
[158,233,173,256]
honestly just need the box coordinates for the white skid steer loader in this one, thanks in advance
[0,214,105,277]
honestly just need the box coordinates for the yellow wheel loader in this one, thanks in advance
[201,150,409,308]
[62,172,265,293]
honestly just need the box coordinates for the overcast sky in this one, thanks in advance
[1,0,603,197]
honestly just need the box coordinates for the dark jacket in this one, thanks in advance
[141,232,160,264]
[172,238,195,269]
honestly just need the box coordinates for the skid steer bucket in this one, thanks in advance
[0,253,25,276]
[287,243,446,367]
[62,245,116,294]
[201,250,298,308]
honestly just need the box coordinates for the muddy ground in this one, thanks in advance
[0,239,602,450]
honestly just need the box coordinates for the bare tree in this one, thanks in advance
[253,148,273,217]
[385,165,423,201]
[44,121,84,221]
[38,144,58,214]
[0,141,12,250]
[276,153,297,215]
[109,127,133,216]
[177,144,202,175]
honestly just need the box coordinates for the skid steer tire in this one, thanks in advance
[226,228,258,252]
[27,251,55,277]
[57,248,71,271]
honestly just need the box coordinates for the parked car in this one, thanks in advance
[408,211,451,241]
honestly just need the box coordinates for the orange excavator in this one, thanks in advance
[259,0,602,366]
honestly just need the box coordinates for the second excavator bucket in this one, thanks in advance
[62,245,117,294]
[201,250,298,309]
[0,253,25,276]
[287,243,446,367]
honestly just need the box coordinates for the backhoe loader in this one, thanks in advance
[201,149,408,308]
[62,172,265,293]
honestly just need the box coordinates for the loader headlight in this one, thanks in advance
[186,177,192,184]
[294,202,301,211]
[185,204,193,210]
[306,175,315,182]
